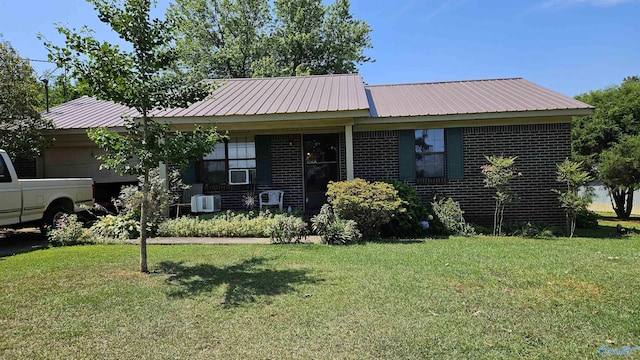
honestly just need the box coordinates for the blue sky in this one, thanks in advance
[0,0,638,97]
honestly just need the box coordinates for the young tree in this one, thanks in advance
[573,76,640,217]
[44,0,225,273]
[598,135,640,219]
[481,155,521,236]
[553,159,593,237]
[0,38,54,159]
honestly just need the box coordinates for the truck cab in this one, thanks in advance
[0,150,94,230]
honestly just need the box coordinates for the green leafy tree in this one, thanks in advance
[169,0,272,79]
[0,38,54,159]
[481,155,521,236]
[44,0,225,273]
[552,159,593,237]
[168,0,372,78]
[598,135,640,219]
[573,77,640,218]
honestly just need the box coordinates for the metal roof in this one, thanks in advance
[154,74,369,118]
[43,76,593,130]
[365,78,592,117]
[42,95,137,129]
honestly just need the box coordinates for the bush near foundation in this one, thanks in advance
[326,178,404,240]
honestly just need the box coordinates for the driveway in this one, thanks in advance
[0,228,48,257]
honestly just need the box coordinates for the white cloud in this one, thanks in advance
[541,0,634,8]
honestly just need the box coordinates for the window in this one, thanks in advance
[0,156,11,183]
[415,129,445,178]
[200,137,256,184]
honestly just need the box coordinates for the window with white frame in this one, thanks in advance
[415,129,445,178]
[200,137,256,184]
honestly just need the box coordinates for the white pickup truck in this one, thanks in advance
[0,149,94,232]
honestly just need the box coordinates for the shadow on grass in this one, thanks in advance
[0,229,48,258]
[157,257,323,307]
[573,225,637,239]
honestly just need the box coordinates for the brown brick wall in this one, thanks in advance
[352,123,571,227]
[353,130,399,180]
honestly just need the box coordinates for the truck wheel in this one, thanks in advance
[41,204,72,234]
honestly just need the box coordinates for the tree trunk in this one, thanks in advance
[610,187,634,219]
[493,200,500,236]
[140,165,150,273]
[139,117,150,273]
[624,188,634,219]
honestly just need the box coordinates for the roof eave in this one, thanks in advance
[359,108,594,125]
[156,108,371,124]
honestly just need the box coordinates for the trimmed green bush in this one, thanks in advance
[381,180,431,239]
[326,178,404,240]
[311,204,362,245]
[576,208,599,229]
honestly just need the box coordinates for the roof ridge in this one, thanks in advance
[365,77,524,88]
[206,73,362,82]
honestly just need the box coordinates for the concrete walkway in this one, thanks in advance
[125,235,322,245]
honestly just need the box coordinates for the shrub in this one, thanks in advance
[326,178,404,240]
[268,214,308,244]
[311,204,362,245]
[157,210,306,238]
[47,214,97,246]
[504,222,560,239]
[380,180,431,239]
[90,213,141,240]
[116,168,188,226]
[553,159,594,237]
[430,195,475,236]
[576,208,599,229]
[481,155,521,235]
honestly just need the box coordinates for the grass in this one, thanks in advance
[1,235,639,359]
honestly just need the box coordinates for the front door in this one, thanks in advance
[304,133,339,214]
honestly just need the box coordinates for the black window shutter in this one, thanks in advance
[398,130,416,181]
[445,127,464,179]
[255,135,272,185]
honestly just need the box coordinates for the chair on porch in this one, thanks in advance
[170,183,203,218]
[259,190,284,211]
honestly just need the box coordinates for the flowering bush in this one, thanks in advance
[47,214,97,246]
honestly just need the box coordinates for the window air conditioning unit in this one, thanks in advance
[191,195,221,213]
[229,168,250,185]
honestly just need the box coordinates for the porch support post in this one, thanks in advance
[159,133,170,217]
[345,125,354,180]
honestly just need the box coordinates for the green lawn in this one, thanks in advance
[1,236,639,359]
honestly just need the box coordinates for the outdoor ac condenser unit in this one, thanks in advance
[190,195,221,213]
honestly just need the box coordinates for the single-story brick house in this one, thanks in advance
[40,74,592,226]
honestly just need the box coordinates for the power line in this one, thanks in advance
[25,58,54,63]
